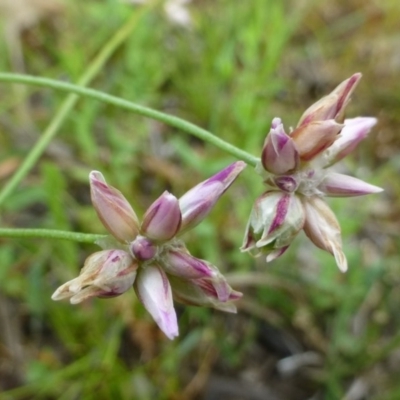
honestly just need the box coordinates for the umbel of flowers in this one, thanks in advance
[52,162,246,339]
[241,73,382,271]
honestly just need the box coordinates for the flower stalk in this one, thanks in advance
[0,228,105,243]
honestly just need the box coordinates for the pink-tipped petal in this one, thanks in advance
[261,118,299,175]
[179,161,246,233]
[162,249,214,279]
[318,172,383,197]
[90,171,139,242]
[291,120,343,161]
[141,191,181,242]
[302,196,347,272]
[134,265,178,340]
[51,250,138,303]
[297,73,362,127]
[321,117,377,166]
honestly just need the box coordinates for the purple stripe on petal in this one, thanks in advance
[207,161,246,184]
[319,172,383,197]
[335,73,362,117]
[268,194,290,234]
[162,250,213,279]
[196,279,217,298]
[195,276,232,302]
[179,161,246,233]
[141,191,181,242]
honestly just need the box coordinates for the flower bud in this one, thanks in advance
[130,236,157,261]
[90,171,139,242]
[141,191,181,242]
[179,161,246,234]
[261,118,299,175]
[51,250,138,304]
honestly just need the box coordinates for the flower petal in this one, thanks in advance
[297,73,362,127]
[318,172,383,197]
[90,171,139,242]
[261,118,299,175]
[134,265,178,340]
[302,196,347,272]
[162,249,214,279]
[141,191,181,242]
[241,191,305,255]
[266,245,290,263]
[320,117,377,166]
[51,250,138,303]
[179,161,246,233]
[291,120,343,161]
[168,274,242,313]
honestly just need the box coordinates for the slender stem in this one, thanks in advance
[0,73,260,167]
[0,7,150,208]
[0,228,106,243]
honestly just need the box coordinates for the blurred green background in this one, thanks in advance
[0,0,399,399]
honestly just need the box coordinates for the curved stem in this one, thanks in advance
[0,7,152,208]
[0,228,106,243]
[0,73,260,168]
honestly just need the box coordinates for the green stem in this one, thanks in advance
[0,7,150,208]
[0,228,105,243]
[0,73,260,167]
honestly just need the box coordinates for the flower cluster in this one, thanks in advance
[241,73,382,271]
[52,162,246,339]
